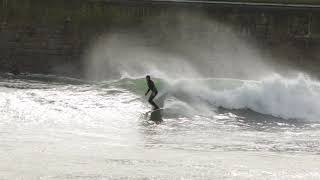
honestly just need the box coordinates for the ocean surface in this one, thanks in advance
[1,73,320,179]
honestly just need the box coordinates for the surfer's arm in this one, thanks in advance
[145,88,150,96]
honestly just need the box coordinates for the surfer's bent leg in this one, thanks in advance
[148,91,159,109]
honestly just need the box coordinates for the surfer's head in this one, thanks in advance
[146,75,151,81]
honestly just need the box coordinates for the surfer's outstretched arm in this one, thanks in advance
[145,88,150,96]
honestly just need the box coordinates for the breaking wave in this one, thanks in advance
[113,74,320,121]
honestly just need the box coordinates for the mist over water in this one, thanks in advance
[85,12,273,81]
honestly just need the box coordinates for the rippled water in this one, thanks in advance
[0,74,320,179]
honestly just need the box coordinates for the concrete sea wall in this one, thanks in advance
[1,0,320,77]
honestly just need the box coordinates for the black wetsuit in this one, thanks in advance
[146,80,159,109]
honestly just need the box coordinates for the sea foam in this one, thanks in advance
[208,74,320,120]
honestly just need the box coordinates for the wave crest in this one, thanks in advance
[209,74,320,120]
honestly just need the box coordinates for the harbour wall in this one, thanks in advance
[1,0,320,77]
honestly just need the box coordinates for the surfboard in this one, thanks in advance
[145,108,164,114]
[151,108,165,112]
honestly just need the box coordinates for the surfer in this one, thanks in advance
[145,75,159,110]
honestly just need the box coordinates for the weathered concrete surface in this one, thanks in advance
[1,0,320,77]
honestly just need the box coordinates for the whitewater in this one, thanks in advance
[1,73,320,179]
